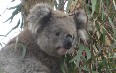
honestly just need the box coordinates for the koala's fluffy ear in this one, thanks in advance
[27,3,52,33]
[73,9,87,29]
[73,9,88,44]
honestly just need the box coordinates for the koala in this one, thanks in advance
[0,3,87,73]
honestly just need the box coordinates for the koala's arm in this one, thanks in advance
[0,44,50,73]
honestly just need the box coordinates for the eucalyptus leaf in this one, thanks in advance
[84,46,91,60]
[91,0,97,16]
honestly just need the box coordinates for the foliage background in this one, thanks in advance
[0,0,116,73]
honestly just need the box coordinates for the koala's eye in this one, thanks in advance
[55,32,60,36]
[66,34,75,40]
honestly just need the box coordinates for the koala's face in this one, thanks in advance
[37,15,77,57]
[27,4,87,58]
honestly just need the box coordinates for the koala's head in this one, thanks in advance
[27,3,87,58]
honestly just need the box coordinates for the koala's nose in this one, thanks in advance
[63,34,73,50]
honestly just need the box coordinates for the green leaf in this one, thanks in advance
[102,8,105,20]
[108,16,116,39]
[18,43,27,59]
[20,19,24,29]
[113,52,116,58]
[95,0,100,13]
[57,0,64,10]
[0,68,4,73]
[106,0,110,7]
[83,65,89,71]
[110,41,116,50]
[91,0,97,16]
[103,29,106,45]
[60,57,66,73]
[8,4,21,10]
[95,22,100,33]
[92,71,99,73]
[4,3,22,23]
[69,45,84,62]
[113,0,116,10]
[66,0,72,13]
[70,45,84,67]
[108,16,115,28]
[84,46,91,60]
[108,16,116,33]
[21,44,27,59]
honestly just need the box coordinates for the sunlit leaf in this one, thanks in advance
[91,0,97,16]
[69,1,76,13]
[106,35,111,46]
[108,16,116,40]
[108,16,115,28]
[113,0,116,10]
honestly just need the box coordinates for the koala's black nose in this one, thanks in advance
[63,34,73,50]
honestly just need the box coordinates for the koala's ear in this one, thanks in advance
[27,3,52,33]
[73,9,87,29]
[73,9,88,44]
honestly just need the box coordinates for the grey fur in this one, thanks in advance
[0,3,88,73]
